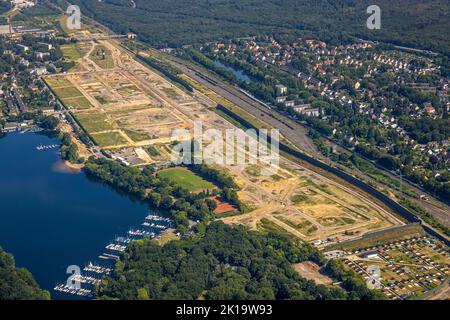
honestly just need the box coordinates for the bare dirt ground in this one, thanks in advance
[220,155,403,243]
[293,261,333,285]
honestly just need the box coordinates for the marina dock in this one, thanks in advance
[36,144,59,151]
[54,212,173,298]
[53,284,92,297]
[83,263,112,275]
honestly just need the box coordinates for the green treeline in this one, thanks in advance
[188,164,238,189]
[185,48,239,84]
[353,142,449,202]
[184,48,303,105]
[6,112,59,131]
[66,112,93,147]
[60,132,80,163]
[96,222,386,300]
[83,158,242,232]
[0,246,50,300]
[188,164,244,211]
[73,0,450,54]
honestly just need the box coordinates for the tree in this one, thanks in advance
[137,288,150,300]
[96,222,383,300]
[39,116,59,130]
[205,199,218,211]
[0,246,50,300]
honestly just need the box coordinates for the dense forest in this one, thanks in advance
[97,222,386,300]
[70,0,450,54]
[0,246,50,300]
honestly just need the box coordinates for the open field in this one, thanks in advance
[156,230,179,246]
[294,261,333,285]
[89,45,115,69]
[63,96,94,109]
[51,86,83,99]
[44,42,196,151]
[45,77,73,88]
[275,215,318,237]
[75,112,115,133]
[60,43,91,60]
[90,131,128,147]
[157,168,215,192]
[221,158,403,244]
[45,78,98,110]
[258,217,294,238]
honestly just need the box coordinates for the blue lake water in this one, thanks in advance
[214,60,252,83]
[0,132,151,299]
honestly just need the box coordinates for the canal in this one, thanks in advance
[214,60,252,83]
[0,131,151,299]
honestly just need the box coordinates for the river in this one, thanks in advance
[0,131,152,299]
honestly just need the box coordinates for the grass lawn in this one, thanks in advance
[157,168,215,192]
[60,44,83,59]
[45,77,72,88]
[123,129,151,142]
[257,218,293,238]
[91,131,128,147]
[52,86,83,99]
[62,96,93,109]
[74,112,114,133]
[147,145,160,156]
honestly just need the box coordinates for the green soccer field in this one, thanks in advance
[157,168,215,192]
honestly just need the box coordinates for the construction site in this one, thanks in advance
[41,32,409,248]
